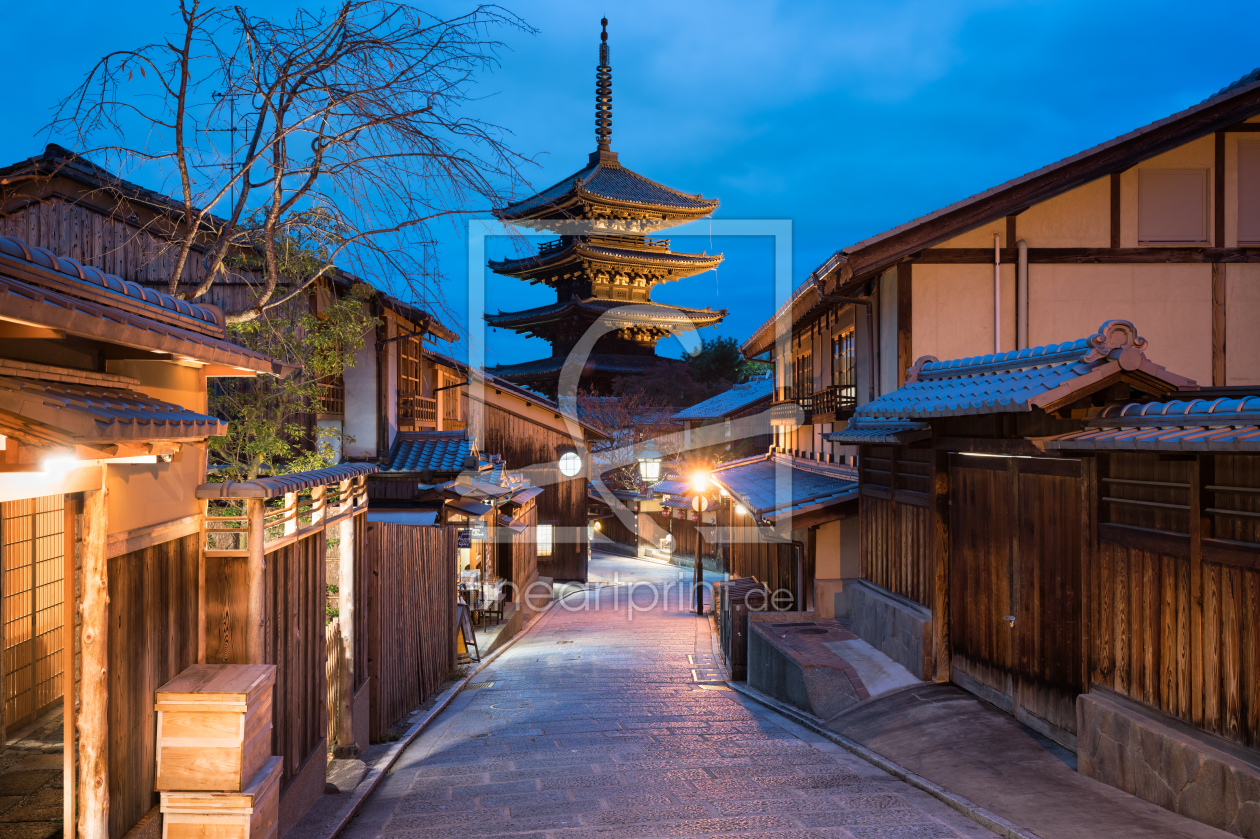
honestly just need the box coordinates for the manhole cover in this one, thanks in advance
[771,622,816,628]
[794,628,830,635]
[461,682,495,691]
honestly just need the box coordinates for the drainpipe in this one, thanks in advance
[792,539,805,613]
[1016,239,1029,350]
[993,233,1001,354]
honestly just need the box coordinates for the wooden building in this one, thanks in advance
[0,232,286,838]
[831,320,1260,834]
[671,374,775,461]
[486,19,725,397]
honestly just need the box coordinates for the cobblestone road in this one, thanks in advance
[344,560,997,839]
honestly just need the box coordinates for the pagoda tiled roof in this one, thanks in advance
[489,352,681,381]
[498,153,719,223]
[485,296,725,330]
[489,237,722,278]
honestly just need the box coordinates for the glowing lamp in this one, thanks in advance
[735,504,748,517]
[636,440,662,482]
[558,450,583,477]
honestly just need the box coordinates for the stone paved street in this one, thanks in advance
[343,556,997,839]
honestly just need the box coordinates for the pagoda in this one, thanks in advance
[487,18,726,397]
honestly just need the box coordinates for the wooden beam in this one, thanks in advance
[1006,214,1018,246]
[247,498,266,663]
[1215,132,1226,248]
[79,486,108,839]
[935,437,1046,457]
[1220,122,1260,132]
[1190,455,1211,727]
[1111,173,1122,249]
[1080,455,1098,695]
[1213,263,1227,386]
[932,450,951,682]
[897,263,913,387]
[917,247,1260,264]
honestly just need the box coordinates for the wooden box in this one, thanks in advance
[155,664,276,792]
[160,755,281,839]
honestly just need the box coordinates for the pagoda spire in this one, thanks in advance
[595,18,612,151]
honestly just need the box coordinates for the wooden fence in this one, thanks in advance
[859,446,934,608]
[366,522,457,739]
[199,466,372,818]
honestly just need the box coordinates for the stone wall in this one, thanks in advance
[1078,690,1260,839]
[747,623,860,720]
[836,579,932,680]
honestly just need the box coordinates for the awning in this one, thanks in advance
[195,463,378,499]
[710,454,858,526]
[498,514,529,534]
[506,486,543,506]
[826,417,930,445]
[446,498,492,518]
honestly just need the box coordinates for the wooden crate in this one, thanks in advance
[155,664,276,792]
[160,755,281,839]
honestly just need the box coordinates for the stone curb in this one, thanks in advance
[727,681,1045,839]
[318,586,587,839]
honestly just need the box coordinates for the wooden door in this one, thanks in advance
[950,455,1083,748]
[1,495,66,732]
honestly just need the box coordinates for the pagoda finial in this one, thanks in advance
[595,17,612,151]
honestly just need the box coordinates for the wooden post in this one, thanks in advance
[336,480,358,757]
[78,485,108,839]
[247,498,267,663]
[64,494,77,834]
[1213,263,1227,387]
[1190,455,1211,727]
[283,492,297,538]
[932,449,951,682]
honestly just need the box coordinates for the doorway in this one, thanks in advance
[948,454,1083,749]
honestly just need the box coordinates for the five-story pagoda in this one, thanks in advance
[487,18,726,397]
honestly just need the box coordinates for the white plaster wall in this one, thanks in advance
[317,418,344,462]
[1027,263,1212,384]
[912,264,1016,362]
[384,315,399,450]
[1228,263,1260,386]
[343,325,378,459]
[1016,177,1111,247]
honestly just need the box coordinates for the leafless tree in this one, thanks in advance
[51,1,534,322]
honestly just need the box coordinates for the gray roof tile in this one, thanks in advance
[383,431,473,473]
[710,454,857,521]
[673,377,774,421]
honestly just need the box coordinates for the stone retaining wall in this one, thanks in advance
[1078,690,1260,838]
[836,579,932,680]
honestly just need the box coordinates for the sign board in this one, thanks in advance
[457,529,472,549]
[691,495,710,512]
[470,520,487,541]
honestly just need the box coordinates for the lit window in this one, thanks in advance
[832,326,855,405]
[536,524,553,556]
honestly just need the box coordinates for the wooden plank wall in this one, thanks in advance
[107,533,199,839]
[476,405,588,581]
[595,509,638,552]
[205,532,329,793]
[1092,453,1260,750]
[352,512,370,693]
[860,446,934,607]
[728,535,794,605]
[366,523,456,739]
[654,513,717,566]
[504,501,539,595]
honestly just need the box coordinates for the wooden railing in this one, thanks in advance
[813,385,856,420]
[400,394,437,429]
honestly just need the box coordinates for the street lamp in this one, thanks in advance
[636,440,663,482]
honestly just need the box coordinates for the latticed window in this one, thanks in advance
[398,335,436,430]
[794,350,813,399]
[318,375,345,415]
[536,524,554,556]
[832,327,856,403]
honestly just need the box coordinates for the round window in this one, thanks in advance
[557,451,583,477]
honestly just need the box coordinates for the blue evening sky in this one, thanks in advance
[4,1,1259,369]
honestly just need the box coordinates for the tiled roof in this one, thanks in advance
[650,479,693,496]
[673,377,774,421]
[852,321,1194,420]
[0,272,284,376]
[382,431,473,473]
[826,417,931,445]
[498,157,718,218]
[486,297,725,329]
[0,235,224,331]
[0,376,226,443]
[490,353,682,380]
[711,454,857,523]
[195,463,378,498]
[1044,395,1260,452]
[1208,66,1260,101]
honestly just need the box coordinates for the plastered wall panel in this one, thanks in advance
[937,218,1007,249]
[912,264,1015,362]
[1227,264,1260,386]
[1028,263,1212,384]
[1016,177,1110,247]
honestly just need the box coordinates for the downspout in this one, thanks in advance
[1016,239,1029,350]
[993,233,1002,354]
[792,539,805,613]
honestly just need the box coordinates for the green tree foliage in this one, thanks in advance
[685,336,758,386]
[209,282,379,481]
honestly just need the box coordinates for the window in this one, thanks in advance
[794,350,813,399]
[1240,143,1260,246]
[832,326,856,402]
[1138,169,1208,245]
[536,524,553,556]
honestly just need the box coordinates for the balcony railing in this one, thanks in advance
[813,386,857,421]
[770,395,811,427]
[400,394,437,429]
